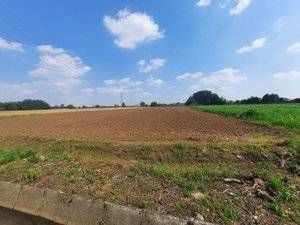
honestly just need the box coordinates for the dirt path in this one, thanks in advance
[0,107,270,141]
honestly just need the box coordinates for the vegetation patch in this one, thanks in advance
[0,148,39,165]
[0,120,298,225]
[193,103,300,133]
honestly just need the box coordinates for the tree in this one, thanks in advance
[262,94,280,104]
[185,90,226,105]
[240,96,261,104]
[292,98,300,103]
[0,99,50,111]
[121,102,126,107]
[140,102,147,107]
[150,102,158,107]
[66,104,75,109]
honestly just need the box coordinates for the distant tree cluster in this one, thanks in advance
[0,99,50,111]
[185,90,226,105]
[185,90,299,106]
[140,101,183,107]
[235,94,290,104]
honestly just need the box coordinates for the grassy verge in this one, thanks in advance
[0,135,299,225]
[192,103,300,133]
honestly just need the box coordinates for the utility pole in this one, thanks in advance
[120,92,124,106]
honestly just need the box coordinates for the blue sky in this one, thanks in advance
[0,0,299,106]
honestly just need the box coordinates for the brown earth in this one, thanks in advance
[0,107,271,141]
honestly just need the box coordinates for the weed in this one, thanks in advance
[268,201,286,218]
[239,109,259,119]
[287,138,300,153]
[196,195,239,223]
[174,203,188,216]
[174,142,186,150]
[45,147,71,162]
[136,197,154,209]
[181,182,196,197]
[62,166,80,183]
[22,166,42,181]
[0,149,39,165]
[267,176,284,192]
[83,169,96,184]
[0,149,19,165]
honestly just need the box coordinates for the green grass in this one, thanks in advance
[0,149,39,165]
[22,165,43,181]
[192,103,300,133]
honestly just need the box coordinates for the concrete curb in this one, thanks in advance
[0,181,215,225]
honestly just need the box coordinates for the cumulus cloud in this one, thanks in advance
[104,77,143,87]
[104,79,117,85]
[236,38,266,54]
[146,77,163,86]
[96,77,145,95]
[137,58,166,73]
[286,42,300,53]
[196,0,211,7]
[177,68,246,92]
[29,45,91,88]
[0,82,37,101]
[176,72,203,81]
[103,9,164,49]
[229,0,252,15]
[273,71,300,81]
[201,68,247,86]
[95,76,163,96]
[0,37,24,52]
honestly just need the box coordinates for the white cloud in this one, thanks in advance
[103,9,164,49]
[29,45,91,88]
[201,68,247,86]
[177,69,246,87]
[96,86,125,94]
[146,77,163,86]
[104,77,143,87]
[0,82,37,101]
[37,45,65,54]
[104,79,117,85]
[236,37,266,54]
[0,37,24,52]
[273,71,300,81]
[81,88,95,94]
[176,72,203,81]
[196,0,211,7]
[229,0,252,15]
[95,76,163,96]
[137,58,166,73]
[286,42,300,53]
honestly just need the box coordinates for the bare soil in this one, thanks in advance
[0,107,271,141]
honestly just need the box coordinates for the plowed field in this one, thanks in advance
[0,107,269,141]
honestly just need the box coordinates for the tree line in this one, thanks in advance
[185,90,300,106]
[0,91,299,111]
[0,99,50,111]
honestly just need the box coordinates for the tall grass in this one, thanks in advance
[193,104,300,133]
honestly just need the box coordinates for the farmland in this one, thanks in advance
[0,107,299,225]
[193,104,300,133]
